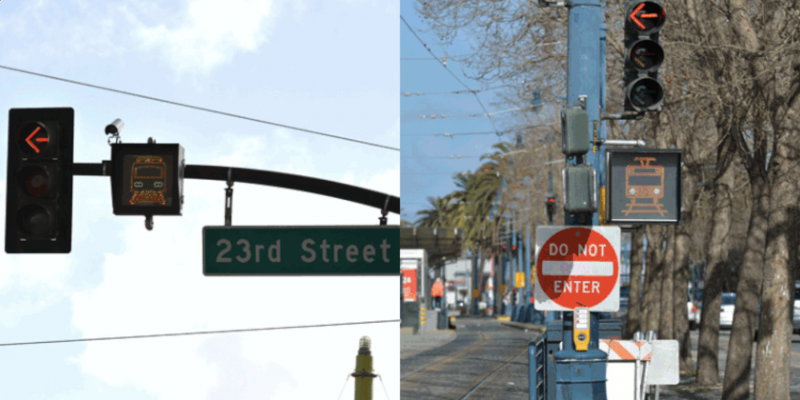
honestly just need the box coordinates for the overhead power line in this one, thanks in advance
[0,64,398,152]
[402,155,476,159]
[0,319,399,348]
[410,104,537,120]
[400,16,501,137]
[402,84,513,97]
[402,131,505,138]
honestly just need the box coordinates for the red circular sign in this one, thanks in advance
[536,228,618,309]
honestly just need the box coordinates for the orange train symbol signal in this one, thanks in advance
[129,156,167,205]
[622,157,667,216]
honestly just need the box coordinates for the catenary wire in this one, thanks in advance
[400,16,501,137]
[0,319,399,348]
[401,83,513,96]
[0,64,398,151]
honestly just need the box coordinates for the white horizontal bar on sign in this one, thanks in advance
[541,261,614,276]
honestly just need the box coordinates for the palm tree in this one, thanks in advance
[414,196,454,228]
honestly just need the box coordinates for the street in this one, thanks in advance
[659,329,800,399]
[401,317,536,400]
[401,318,800,399]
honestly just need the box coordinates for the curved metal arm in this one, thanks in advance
[72,163,400,214]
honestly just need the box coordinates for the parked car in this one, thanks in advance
[794,284,800,335]
[719,292,736,329]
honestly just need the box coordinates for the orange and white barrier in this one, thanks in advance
[595,339,678,400]
[599,339,651,361]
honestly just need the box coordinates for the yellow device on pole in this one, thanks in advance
[574,307,590,351]
[514,272,525,288]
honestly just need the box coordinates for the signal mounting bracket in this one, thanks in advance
[537,0,567,7]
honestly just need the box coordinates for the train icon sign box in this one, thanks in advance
[605,149,682,224]
[534,226,621,312]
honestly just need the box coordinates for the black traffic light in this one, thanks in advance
[624,1,666,112]
[545,193,556,224]
[5,108,74,253]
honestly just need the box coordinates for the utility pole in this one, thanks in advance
[532,0,666,397]
[352,336,376,400]
[552,0,609,398]
[524,224,531,308]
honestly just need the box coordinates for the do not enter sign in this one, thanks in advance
[534,226,621,311]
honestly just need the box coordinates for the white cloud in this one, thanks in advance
[74,337,217,398]
[130,0,276,75]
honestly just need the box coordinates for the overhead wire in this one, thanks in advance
[0,64,398,152]
[402,83,514,97]
[0,319,399,348]
[378,375,392,400]
[401,155,476,159]
[408,104,536,120]
[336,374,352,400]
[400,16,501,137]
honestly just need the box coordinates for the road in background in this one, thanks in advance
[401,317,538,400]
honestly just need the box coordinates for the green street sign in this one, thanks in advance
[203,226,399,275]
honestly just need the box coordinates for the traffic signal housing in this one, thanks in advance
[545,193,556,224]
[5,108,74,253]
[624,1,666,112]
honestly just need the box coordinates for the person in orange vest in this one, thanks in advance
[431,278,444,309]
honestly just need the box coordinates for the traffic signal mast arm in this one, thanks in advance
[72,162,400,214]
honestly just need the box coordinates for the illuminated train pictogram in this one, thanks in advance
[129,156,167,205]
[622,157,667,216]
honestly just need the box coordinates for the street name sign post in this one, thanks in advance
[534,226,621,311]
[203,226,399,275]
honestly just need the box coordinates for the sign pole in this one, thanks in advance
[561,0,608,398]
[524,224,531,309]
[511,217,518,313]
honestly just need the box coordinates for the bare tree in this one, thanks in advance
[626,231,644,338]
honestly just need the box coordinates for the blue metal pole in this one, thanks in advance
[511,218,518,308]
[554,0,608,398]
[472,252,479,316]
[505,217,511,315]
[588,23,608,226]
[515,222,522,306]
[524,224,531,307]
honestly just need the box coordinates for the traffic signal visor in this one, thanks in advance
[626,2,666,34]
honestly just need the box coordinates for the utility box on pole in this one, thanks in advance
[562,165,597,214]
[561,107,590,156]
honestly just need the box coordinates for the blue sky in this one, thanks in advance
[0,1,399,399]
[400,2,538,224]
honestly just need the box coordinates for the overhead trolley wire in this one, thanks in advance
[408,104,536,120]
[401,126,528,137]
[400,16,502,137]
[402,83,513,97]
[0,319,399,348]
[0,64,398,152]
